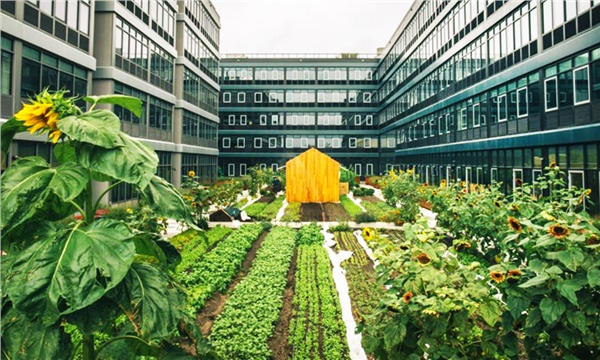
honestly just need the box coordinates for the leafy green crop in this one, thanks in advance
[173,226,232,274]
[281,202,301,222]
[175,223,263,312]
[210,226,297,359]
[289,245,350,360]
[296,223,324,246]
[340,195,363,219]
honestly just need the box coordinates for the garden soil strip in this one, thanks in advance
[300,202,325,222]
[267,247,297,360]
[196,230,268,336]
[323,202,351,222]
[322,224,368,360]
[353,229,378,268]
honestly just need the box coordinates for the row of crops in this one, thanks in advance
[170,223,381,359]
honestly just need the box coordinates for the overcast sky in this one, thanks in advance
[211,0,414,55]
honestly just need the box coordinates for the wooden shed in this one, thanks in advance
[286,148,340,203]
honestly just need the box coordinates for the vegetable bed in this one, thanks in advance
[210,226,297,359]
[288,245,350,360]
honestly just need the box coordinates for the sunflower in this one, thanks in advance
[416,252,431,265]
[549,161,557,168]
[362,227,374,241]
[514,178,523,187]
[508,217,522,232]
[461,188,468,193]
[540,211,556,221]
[440,179,447,187]
[14,90,64,143]
[454,240,471,252]
[490,271,506,283]
[402,291,413,303]
[586,234,599,245]
[422,182,428,187]
[191,202,197,207]
[188,170,196,178]
[548,223,570,239]
[507,269,521,277]
[510,204,520,212]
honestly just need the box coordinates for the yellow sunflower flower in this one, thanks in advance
[508,217,522,232]
[188,170,196,178]
[402,291,413,303]
[490,271,506,283]
[362,227,374,241]
[14,92,63,143]
[416,252,431,265]
[548,223,570,239]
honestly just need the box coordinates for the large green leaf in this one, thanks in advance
[1,307,72,360]
[83,95,142,117]
[115,262,185,340]
[1,117,27,157]
[1,157,88,233]
[556,277,586,306]
[57,110,122,148]
[5,219,135,323]
[540,298,566,325]
[588,268,600,287]
[507,295,529,320]
[479,298,503,327]
[547,250,585,272]
[53,141,77,163]
[383,322,406,351]
[133,234,168,267]
[77,133,157,189]
[140,175,194,223]
[519,273,550,288]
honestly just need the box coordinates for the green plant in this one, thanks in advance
[1,91,208,359]
[352,187,375,196]
[380,169,424,224]
[246,196,285,221]
[173,226,232,273]
[340,195,363,219]
[247,165,275,196]
[363,219,506,359]
[354,212,377,223]
[209,226,297,359]
[281,201,301,222]
[289,245,350,360]
[329,222,352,232]
[296,223,324,246]
[340,167,359,189]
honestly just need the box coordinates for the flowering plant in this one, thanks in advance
[1,91,210,359]
[380,168,425,224]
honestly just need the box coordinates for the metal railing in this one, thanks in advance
[222,53,381,60]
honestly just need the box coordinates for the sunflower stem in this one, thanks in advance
[81,333,95,360]
[93,180,123,213]
[85,173,95,224]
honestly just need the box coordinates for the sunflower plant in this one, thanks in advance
[363,219,507,359]
[0,91,215,359]
[380,169,424,224]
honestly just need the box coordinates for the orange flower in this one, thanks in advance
[507,269,521,277]
[514,178,523,187]
[490,271,506,283]
[549,161,557,168]
[548,224,570,239]
[402,291,413,303]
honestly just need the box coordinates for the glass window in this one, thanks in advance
[349,138,357,148]
[237,92,245,103]
[222,137,230,148]
[473,103,481,127]
[79,2,89,34]
[268,138,277,148]
[573,66,589,104]
[66,0,78,29]
[236,137,245,148]
[545,77,558,110]
[254,138,262,148]
[223,92,231,103]
[517,87,528,117]
[228,115,235,125]
[260,115,267,125]
[542,0,553,33]
[366,115,373,125]
[254,92,262,103]
[498,94,507,121]
[240,115,247,125]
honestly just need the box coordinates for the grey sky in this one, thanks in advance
[211,0,414,55]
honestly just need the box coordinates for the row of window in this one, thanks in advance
[541,0,600,50]
[392,47,599,145]
[182,153,218,184]
[183,67,219,115]
[222,161,376,177]
[115,17,175,92]
[183,26,219,82]
[221,136,378,150]
[222,90,374,104]
[184,0,220,50]
[221,67,375,83]
[114,82,172,132]
[222,113,375,127]
[182,110,218,148]
[20,43,88,101]
[118,0,176,45]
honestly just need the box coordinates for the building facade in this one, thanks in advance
[219,55,379,177]
[219,0,600,211]
[1,0,221,203]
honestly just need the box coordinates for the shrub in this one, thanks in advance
[354,212,376,223]
[352,187,375,196]
[380,169,424,224]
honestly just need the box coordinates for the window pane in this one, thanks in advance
[21,58,41,97]
[545,77,558,110]
[67,0,78,29]
[79,3,89,34]
[574,67,589,103]
[1,52,11,95]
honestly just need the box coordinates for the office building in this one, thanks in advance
[1,0,221,202]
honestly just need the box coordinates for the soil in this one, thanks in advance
[255,194,275,203]
[358,195,383,203]
[300,203,325,222]
[267,248,297,360]
[196,231,267,336]
[322,203,350,222]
